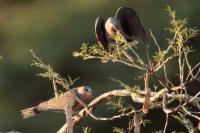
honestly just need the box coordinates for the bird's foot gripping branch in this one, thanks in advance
[73,6,200,133]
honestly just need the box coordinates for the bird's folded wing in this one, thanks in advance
[38,93,75,111]
[95,17,109,50]
[115,7,147,42]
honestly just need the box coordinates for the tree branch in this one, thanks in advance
[62,87,200,125]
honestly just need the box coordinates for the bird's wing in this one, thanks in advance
[38,92,75,111]
[95,17,109,50]
[115,7,147,43]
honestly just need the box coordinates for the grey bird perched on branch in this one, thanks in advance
[20,86,93,119]
[95,7,147,50]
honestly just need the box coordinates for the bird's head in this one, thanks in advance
[105,17,122,35]
[76,86,93,103]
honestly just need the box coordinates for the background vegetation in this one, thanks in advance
[0,0,199,133]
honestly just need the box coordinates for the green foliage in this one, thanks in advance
[113,119,134,133]
[73,32,138,63]
[113,114,151,133]
[153,6,199,66]
[0,0,200,133]
[20,5,200,133]
[141,117,151,127]
[127,119,135,133]
[82,127,93,133]
[30,49,79,91]
[29,5,200,133]
[153,51,167,63]
[113,127,126,133]
[113,117,151,133]
[106,97,129,112]
[73,43,105,60]
[166,6,199,53]
[106,78,142,113]
[110,78,132,89]
[110,78,140,94]
[172,112,197,133]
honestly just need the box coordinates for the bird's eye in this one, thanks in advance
[84,88,89,91]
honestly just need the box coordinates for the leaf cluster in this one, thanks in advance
[172,112,197,133]
[30,49,79,92]
[73,32,138,63]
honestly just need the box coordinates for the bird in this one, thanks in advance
[20,86,93,119]
[95,7,147,50]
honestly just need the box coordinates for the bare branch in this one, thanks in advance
[142,73,151,113]
[163,113,169,133]
[53,79,58,98]
[70,88,200,125]
[57,104,74,133]
[134,112,141,133]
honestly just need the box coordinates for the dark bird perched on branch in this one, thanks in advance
[20,86,93,119]
[95,7,147,50]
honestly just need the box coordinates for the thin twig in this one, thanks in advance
[146,45,153,68]
[163,113,169,133]
[149,29,161,52]
[53,79,58,98]
[183,107,200,121]
[186,62,200,81]
[155,55,176,71]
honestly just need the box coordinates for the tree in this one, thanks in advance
[26,6,200,133]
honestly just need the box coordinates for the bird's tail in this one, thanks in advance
[20,107,41,119]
